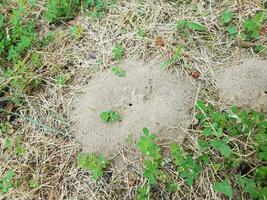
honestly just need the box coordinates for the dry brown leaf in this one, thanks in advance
[191,71,201,79]
[67,19,80,26]
[5,102,14,121]
[5,102,14,113]
[237,37,256,48]
[260,27,266,36]
[155,36,165,47]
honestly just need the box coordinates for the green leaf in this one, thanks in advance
[15,145,26,156]
[28,0,37,7]
[112,66,126,77]
[170,143,185,164]
[236,175,259,198]
[210,139,232,157]
[137,185,150,200]
[221,11,234,24]
[213,127,224,137]
[109,111,121,121]
[176,19,187,30]
[195,99,206,111]
[100,111,121,122]
[227,26,238,38]
[138,128,161,160]
[112,43,123,60]
[28,179,39,189]
[177,19,207,31]
[256,166,267,180]
[137,27,145,37]
[202,127,212,136]
[160,45,183,70]
[4,138,13,149]
[0,15,4,27]
[143,160,158,185]
[214,179,233,199]
[198,139,209,151]
[100,111,110,122]
[77,153,109,180]
[186,21,207,31]
[253,45,267,54]
[178,156,201,186]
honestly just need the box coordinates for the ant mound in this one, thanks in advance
[70,60,196,154]
[217,59,267,112]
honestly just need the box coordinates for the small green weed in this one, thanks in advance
[77,153,109,180]
[55,73,71,86]
[70,25,84,40]
[28,179,39,189]
[112,44,124,60]
[160,45,183,70]
[220,11,234,24]
[112,66,126,77]
[100,110,121,122]
[242,12,266,41]
[226,26,238,38]
[221,11,267,42]
[0,122,12,134]
[0,171,15,194]
[138,128,161,160]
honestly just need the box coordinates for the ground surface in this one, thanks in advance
[70,59,196,154]
[217,58,267,112]
[0,0,266,200]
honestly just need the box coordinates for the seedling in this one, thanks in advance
[112,66,126,77]
[0,171,15,194]
[112,43,124,60]
[137,128,161,160]
[242,12,266,41]
[77,153,109,180]
[70,25,83,40]
[226,26,238,38]
[100,110,121,122]
[28,179,39,189]
[220,11,234,24]
[160,45,183,70]
[55,74,70,86]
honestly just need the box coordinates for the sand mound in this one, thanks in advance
[217,59,267,112]
[70,60,196,153]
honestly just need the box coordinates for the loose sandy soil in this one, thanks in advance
[70,60,196,154]
[217,58,267,112]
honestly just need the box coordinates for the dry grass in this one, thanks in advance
[0,0,266,199]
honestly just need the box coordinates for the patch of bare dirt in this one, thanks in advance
[70,60,196,154]
[217,58,267,112]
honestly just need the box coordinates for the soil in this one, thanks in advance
[70,60,196,154]
[217,58,267,112]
